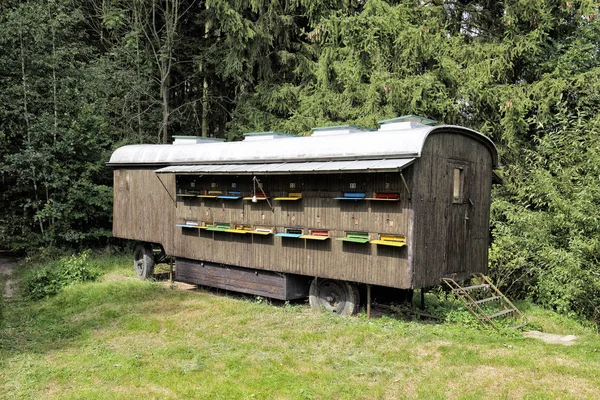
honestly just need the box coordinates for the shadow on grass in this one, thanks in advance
[0,279,168,357]
[191,282,442,324]
[1,269,509,362]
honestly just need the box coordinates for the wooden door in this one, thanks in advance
[446,161,472,274]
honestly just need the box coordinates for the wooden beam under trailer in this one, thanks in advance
[175,258,310,300]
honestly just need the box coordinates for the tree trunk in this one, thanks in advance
[202,76,208,137]
[201,20,210,137]
[161,71,170,143]
[134,4,143,143]
[19,31,30,144]
[51,23,58,145]
[19,28,44,236]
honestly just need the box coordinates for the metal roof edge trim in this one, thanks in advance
[109,154,421,168]
[311,124,373,131]
[155,168,410,175]
[154,158,416,175]
[243,131,295,136]
[172,135,225,140]
[379,115,438,125]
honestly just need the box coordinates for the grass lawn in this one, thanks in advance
[1,254,599,399]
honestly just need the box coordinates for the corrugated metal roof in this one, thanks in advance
[108,124,498,168]
[155,158,416,175]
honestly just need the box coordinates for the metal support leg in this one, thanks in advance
[367,284,371,319]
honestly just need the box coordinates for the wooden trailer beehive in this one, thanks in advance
[108,116,499,315]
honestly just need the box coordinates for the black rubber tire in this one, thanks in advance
[133,243,155,279]
[309,278,360,316]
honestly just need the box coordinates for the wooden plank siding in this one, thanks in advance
[176,258,310,300]
[169,171,413,288]
[113,169,176,254]
[411,132,493,288]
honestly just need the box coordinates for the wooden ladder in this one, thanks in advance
[441,274,527,330]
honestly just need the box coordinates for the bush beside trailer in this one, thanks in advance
[108,116,499,315]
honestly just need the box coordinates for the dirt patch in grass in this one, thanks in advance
[159,281,197,291]
[462,364,599,399]
[413,341,450,368]
[524,330,578,345]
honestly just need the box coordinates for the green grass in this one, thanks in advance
[1,255,599,399]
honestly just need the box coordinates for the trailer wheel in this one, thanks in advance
[133,243,155,279]
[309,279,360,316]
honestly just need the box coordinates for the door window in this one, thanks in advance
[452,167,464,203]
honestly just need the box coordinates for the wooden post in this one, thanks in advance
[367,284,371,319]
[169,257,174,284]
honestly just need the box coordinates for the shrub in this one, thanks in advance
[24,250,100,300]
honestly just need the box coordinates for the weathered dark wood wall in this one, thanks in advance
[411,132,493,288]
[173,171,414,288]
[113,169,176,254]
[112,130,495,290]
[176,258,310,300]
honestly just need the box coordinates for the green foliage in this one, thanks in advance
[489,62,600,320]
[424,290,496,329]
[23,250,100,300]
[0,0,120,251]
[1,0,600,322]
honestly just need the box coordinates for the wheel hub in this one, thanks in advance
[320,282,345,313]
[309,279,359,316]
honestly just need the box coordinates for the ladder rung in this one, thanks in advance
[488,309,515,319]
[454,284,489,293]
[474,296,502,305]
[442,274,524,330]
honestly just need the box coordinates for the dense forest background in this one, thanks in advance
[1,0,599,320]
